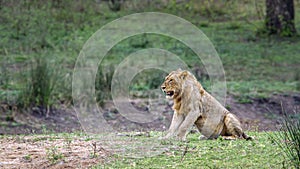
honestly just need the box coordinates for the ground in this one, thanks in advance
[0,93,299,168]
[0,135,108,169]
[1,93,299,135]
[0,1,299,168]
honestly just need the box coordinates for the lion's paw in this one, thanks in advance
[199,135,208,140]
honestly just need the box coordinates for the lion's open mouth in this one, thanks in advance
[166,91,174,97]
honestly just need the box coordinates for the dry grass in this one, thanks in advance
[0,135,108,169]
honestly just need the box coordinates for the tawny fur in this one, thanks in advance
[161,69,251,141]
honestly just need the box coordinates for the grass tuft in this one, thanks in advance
[95,66,114,106]
[270,107,300,168]
[46,146,64,164]
[18,56,59,110]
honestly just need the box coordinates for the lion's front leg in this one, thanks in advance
[165,112,184,139]
[177,111,200,141]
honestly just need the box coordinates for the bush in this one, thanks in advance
[95,66,114,106]
[270,108,300,168]
[18,56,59,110]
[129,69,166,91]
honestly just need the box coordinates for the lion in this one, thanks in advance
[161,69,251,141]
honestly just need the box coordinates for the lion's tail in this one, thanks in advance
[242,132,253,141]
[224,113,253,141]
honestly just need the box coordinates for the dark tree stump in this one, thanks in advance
[265,0,296,36]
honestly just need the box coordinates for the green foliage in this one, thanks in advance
[0,0,299,108]
[46,146,64,164]
[0,132,294,168]
[95,66,114,106]
[0,56,16,103]
[0,57,9,88]
[95,132,289,168]
[108,0,123,11]
[270,109,300,169]
[0,0,101,55]
[18,56,59,109]
[227,80,298,101]
[23,154,31,161]
[130,69,166,91]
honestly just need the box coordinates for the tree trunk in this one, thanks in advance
[108,0,123,11]
[265,0,296,36]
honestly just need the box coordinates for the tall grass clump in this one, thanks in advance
[18,56,59,110]
[0,58,9,88]
[271,108,300,168]
[0,57,10,102]
[95,66,114,107]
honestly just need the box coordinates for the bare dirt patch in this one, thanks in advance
[101,93,300,132]
[226,93,300,131]
[1,93,299,134]
[0,135,109,169]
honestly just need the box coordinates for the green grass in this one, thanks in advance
[94,132,290,168]
[0,132,293,168]
[46,145,65,164]
[0,0,299,108]
[0,2,298,168]
[270,110,300,169]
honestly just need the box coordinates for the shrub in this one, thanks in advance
[18,56,59,110]
[95,66,114,106]
[270,108,300,168]
[0,57,11,103]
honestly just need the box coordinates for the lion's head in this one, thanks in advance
[161,69,192,99]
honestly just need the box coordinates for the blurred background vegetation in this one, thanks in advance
[0,0,299,111]
[1,1,299,167]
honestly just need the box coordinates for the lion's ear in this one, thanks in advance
[200,89,205,96]
[179,70,188,80]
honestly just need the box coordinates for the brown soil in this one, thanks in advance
[1,93,299,135]
[226,93,300,131]
[0,93,299,168]
[0,135,110,169]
